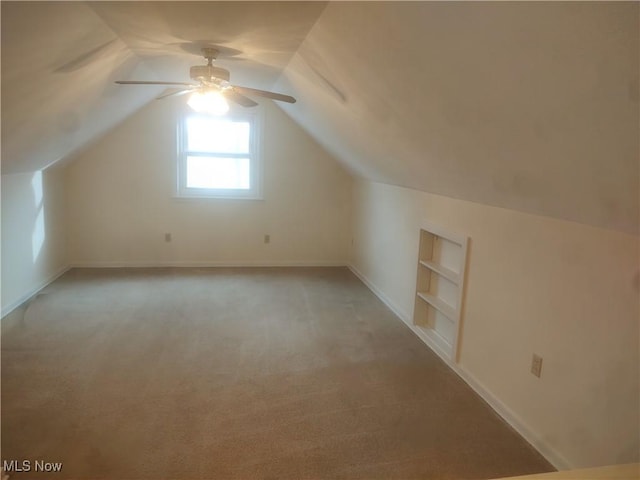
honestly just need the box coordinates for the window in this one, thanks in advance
[177,112,261,199]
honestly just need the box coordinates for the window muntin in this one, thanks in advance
[177,113,261,199]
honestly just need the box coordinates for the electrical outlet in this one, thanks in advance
[164,233,172,242]
[264,234,270,244]
[531,354,543,378]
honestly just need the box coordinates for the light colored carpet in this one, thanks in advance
[1,267,553,479]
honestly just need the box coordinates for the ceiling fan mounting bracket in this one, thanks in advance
[202,47,219,65]
[190,65,230,84]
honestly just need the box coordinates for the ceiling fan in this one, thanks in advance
[115,47,296,115]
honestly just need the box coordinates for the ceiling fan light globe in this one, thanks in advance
[187,90,229,115]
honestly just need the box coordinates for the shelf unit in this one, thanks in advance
[413,223,468,362]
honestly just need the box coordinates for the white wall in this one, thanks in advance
[1,168,68,315]
[351,179,639,470]
[65,98,352,266]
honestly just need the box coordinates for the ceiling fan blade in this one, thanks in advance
[156,88,195,100]
[115,80,196,86]
[225,90,258,108]
[232,86,296,104]
[55,39,118,73]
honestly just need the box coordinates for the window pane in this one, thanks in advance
[186,117,250,154]
[186,156,250,190]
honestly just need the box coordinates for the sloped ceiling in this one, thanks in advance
[2,2,638,233]
[276,2,639,233]
[1,1,327,173]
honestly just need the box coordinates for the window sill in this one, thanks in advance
[172,193,264,202]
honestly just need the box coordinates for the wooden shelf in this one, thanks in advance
[427,325,453,349]
[413,223,468,363]
[416,291,456,321]
[419,260,460,284]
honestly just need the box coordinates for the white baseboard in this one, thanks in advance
[348,264,571,471]
[348,265,411,321]
[1,265,71,318]
[454,367,572,470]
[69,260,348,268]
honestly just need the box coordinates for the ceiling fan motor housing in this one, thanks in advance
[190,65,230,83]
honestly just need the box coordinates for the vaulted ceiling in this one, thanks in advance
[2,2,638,233]
[1,1,327,172]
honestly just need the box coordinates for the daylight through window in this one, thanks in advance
[177,113,261,199]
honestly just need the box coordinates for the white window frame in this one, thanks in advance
[176,109,262,200]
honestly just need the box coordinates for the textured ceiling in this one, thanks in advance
[2,2,638,233]
[276,2,639,233]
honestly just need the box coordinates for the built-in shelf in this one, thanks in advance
[416,291,456,321]
[413,222,469,362]
[427,324,452,349]
[419,260,460,285]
